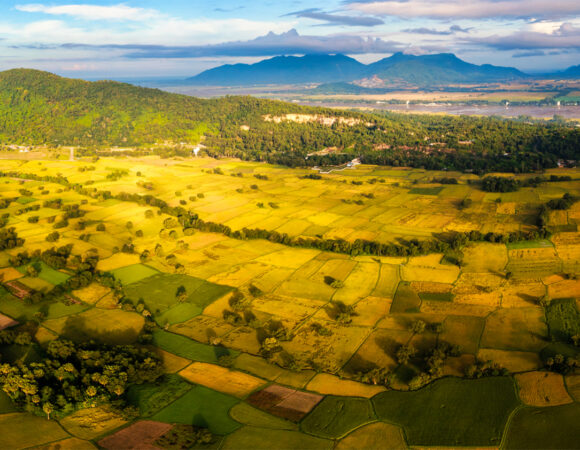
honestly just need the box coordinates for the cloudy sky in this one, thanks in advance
[1,0,579,78]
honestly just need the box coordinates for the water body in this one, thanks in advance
[299,101,580,120]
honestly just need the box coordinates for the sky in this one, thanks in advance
[0,0,579,78]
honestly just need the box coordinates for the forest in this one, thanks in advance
[0,69,579,174]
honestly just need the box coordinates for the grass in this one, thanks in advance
[409,186,443,195]
[391,282,421,313]
[124,273,231,318]
[0,391,18,413]
[418,292,453,302]
[155,302,202,326]
[17,261,70,285]
[110,263,159,285]
[503,403,580,449]
[0,413,70,449]
[506,239,554,250]
[127,374,193,417]
[222,426,333,450]
[152,329,239,363]
[300,396,376,439]
[151,385,241,435]
[372,377,520,446]
[545,298,580,342]
[42,308,145,345]
[16,196,36,204]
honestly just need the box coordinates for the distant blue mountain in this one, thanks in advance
[188,54,366,86]
[188,52,528,86]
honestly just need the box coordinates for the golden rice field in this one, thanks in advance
[0,155,578,448]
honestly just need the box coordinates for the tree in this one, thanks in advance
[176,285,187,302]
[396,345,416,365]
[42,402,54,420]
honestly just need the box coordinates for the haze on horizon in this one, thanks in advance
[1,0,580,79]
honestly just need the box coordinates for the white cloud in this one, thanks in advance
[348,0,580,20]
[15,3,158,21]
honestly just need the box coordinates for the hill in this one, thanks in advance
[0,69,578,174]
[188,52,526,86]
[187,54,366,86]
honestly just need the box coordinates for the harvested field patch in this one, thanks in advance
[371,264,399,298]
[441,315,485,354]
[301,396,375,439]
[0,312,18,330]
[60,406,127,440]
[306,373,386,398]
[170,314,234,343]
[0,267,24,282]
[547,279,580,300]
[515,371,573,406]
[350,296,390,327]
[179,362,266,398]
[333,262,380,305]
[481,307,548,352]
[477,349,542,372]
[96,253,141,272]
[461,243,507,273]
[248,384,323,422]
[401,264,460,284]
[336,422,406,450]
[72,283,111,305]
[97,420,172,450]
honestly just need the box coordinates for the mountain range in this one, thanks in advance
[187,52,579,87]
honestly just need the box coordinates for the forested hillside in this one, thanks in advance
[0,69,579,174]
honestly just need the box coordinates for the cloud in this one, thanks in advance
[513,50,546,57]
[450,25,471,33]
[30,29,403,58]
[347,0,580,20]
[465,23,580,50]
[15,3,158,21]
[402,24,471,35]
[403,27,452,35]
[284,8,383,26]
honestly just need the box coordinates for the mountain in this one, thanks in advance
[367,53,525,84]
[561,64,580,78]
[188,54,367,85]
[188,52,527,86]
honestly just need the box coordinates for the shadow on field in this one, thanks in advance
[61,315,140,345]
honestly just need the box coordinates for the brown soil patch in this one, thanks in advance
[98,420,172,450]
[248,384,323,422]
[515,372,573,406]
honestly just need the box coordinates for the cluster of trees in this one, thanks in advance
[481,175,574,192]
[538,193,579,228]
[0,227,24,250]
[1,69,579,173]
[0,339,163,418]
